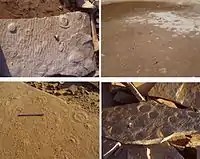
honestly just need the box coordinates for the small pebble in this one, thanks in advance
[168,47,173,50]
[172,34,178,38]
[58,5,63,10]
[149,30,153,34]
[159,68,167,74]
[128,123,133,128]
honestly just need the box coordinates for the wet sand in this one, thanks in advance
[102,1,200,76]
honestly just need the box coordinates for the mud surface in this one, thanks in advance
[102,1,200,76]
[0,82,99,159]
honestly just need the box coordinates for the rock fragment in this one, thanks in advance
[0,12,96,77]
[103,100,200,145]
[148,83,200,110]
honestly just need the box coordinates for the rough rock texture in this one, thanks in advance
[197,147,200,158]
[113,91,137,104]
[148,83,200,110]
[128,144,184,159]
[147,144,184,159]
[103,100,200,145]
[0,12,96,77]
[102,138,183,158]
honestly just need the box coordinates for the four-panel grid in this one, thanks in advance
[0,0,199,159]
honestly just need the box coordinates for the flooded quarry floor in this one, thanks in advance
[102,1,200,76]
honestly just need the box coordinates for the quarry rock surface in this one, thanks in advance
[0,12,96,77]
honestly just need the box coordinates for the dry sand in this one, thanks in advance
[0,82,99,159]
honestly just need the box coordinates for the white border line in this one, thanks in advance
[100,77,199,82]
[99,80,102,159]
[0,77,99,82]
[99,0,102,158]
[99,0,102,78]
[1,77,199,82]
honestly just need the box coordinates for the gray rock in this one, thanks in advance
[148,83,200,110]
[113,91,137,104]
[0,12,96,77]
[103,100,200,145]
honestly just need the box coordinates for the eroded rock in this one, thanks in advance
[128,144,184,159]
[0,12,96,77]
[103,100,200,145]
[113,91,137,104]
[102,138,183,159]
[148,83,200,110]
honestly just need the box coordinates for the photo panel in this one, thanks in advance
[0,82,99,159]
[101,0,200,77]
[0,1,99,77]
[102,82,200,158]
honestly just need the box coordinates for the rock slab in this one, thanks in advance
[148,83,200,110]
[103,100,200,145]
[0,12,96,77]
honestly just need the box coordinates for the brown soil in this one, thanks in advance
[102,1,200,76]
[0,0,73,19]
[0,82,99,159]
[27,82,99,114]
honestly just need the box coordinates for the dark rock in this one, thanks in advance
[102,83,114,108]
[127,145,148,159]
[148,144,184,159]
[102,138,183,159]
[103,100,200,145]
[113,91,137,104]
[127,144,183,159]
[197,147,200,159]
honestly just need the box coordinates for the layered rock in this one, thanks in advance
[0,12,96,77]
